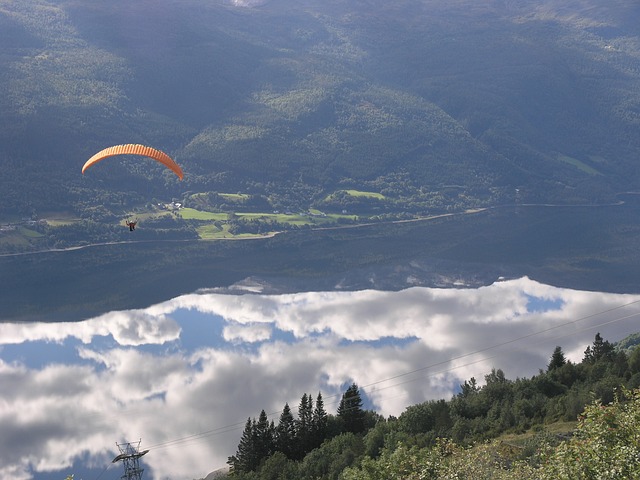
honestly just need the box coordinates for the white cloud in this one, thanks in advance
[230,0,267,7]
[222,323,272,343]
[1,278,639,480]
[0,311,181,346]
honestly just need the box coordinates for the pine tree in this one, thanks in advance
[297,393,313,431]
[296,393,314,458]
[311,391,328,449]
[228,417,259,473]
[584,332,615,363]
[275,403,297,458]
[255,409,275,462]
[548,345,567,371]
[337,383,366,434]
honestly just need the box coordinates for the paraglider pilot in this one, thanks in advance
[126,220,137,231]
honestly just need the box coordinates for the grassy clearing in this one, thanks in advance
[557,154,601,175]
[119,211,175,225]
[0,232,31,248]
[236,212,311,225]
[2,211,80,226]
[237,211,357,225]
[497,421,577,447]
[119,205,359,240]
[587,154,608,165]
[189,192,249,202]
[178,208,227,221]
[220,193,250,201]
[196,223,274,240]
[46,219,78,227]
[344,189,385,199]
[196,223,230,239]
[326,213,358,222]
[19,226,44,238]
[324,189,386,202]
[0,227,46,249]
[39,211,81,226]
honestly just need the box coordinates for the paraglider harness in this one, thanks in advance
[125,219,138,231]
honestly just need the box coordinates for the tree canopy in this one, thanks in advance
[225,333,640,479]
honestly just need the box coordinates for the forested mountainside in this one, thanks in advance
[1,0,639,220]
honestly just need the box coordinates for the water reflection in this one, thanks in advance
[1,277,639,480]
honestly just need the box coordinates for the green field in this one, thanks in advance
[557,154,602,175]
[324,189,386,202]
[45,219,78,227]
[220,193,250,201]
[343,189,386,199]
[19,226,44,238]
[181,207,358,239]
[196,223,232,239]
[179,208,227,221]
[236,212,310,225]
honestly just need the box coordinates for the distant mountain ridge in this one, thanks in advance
[1,0,639,217]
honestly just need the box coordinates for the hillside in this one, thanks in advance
[1,0,639,218]
[219,332,640,479]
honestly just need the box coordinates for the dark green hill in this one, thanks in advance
[1,0,639,216]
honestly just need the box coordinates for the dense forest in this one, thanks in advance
[220,332,640,479]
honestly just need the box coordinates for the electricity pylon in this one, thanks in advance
[112,440,149,480]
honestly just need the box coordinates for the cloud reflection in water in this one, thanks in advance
[1,277,639,480]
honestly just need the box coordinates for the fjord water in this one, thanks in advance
[2,202,640,324]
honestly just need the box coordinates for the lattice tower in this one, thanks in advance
[112,440,149,480]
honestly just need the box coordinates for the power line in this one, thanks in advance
[202,307,640,475]
[190,301,640,474]
[93,463,113,480]
[141,296,640,454]
[89,296,640,479]
[358,297,640,392]
[361,309,640,399]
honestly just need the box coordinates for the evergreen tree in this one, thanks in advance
[296,393,314,458]
[275,403,297,458]
[629,347,640,374]
[312,391,328,448]
[298,393,314,430]
[584,332,615,363]
[337,383,366,434]
[255,409,275,462]
[547,346,567,371]
[459,377,479,397]
[228,417,259,473]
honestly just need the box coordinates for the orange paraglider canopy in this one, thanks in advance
[82,144,184,180]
